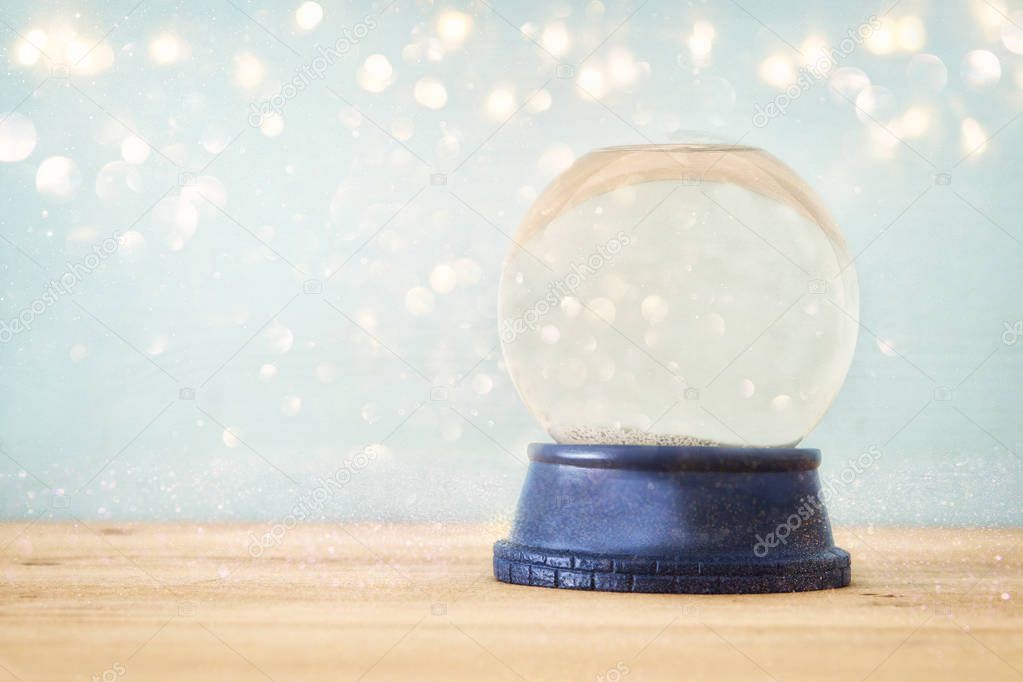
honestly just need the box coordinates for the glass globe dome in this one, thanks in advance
[498,144,859,448]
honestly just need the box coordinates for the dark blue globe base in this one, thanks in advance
[494,443,850,594]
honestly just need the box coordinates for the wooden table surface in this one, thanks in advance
[0,523,1020,681]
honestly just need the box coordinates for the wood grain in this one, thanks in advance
[0,523,1020,681]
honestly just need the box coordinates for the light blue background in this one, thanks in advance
[1,0,1021,525]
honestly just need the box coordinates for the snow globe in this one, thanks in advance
[493,143,858,593]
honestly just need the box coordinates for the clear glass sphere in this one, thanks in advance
[499,144,859,447]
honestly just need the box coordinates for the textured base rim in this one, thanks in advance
[493,540,851,594]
